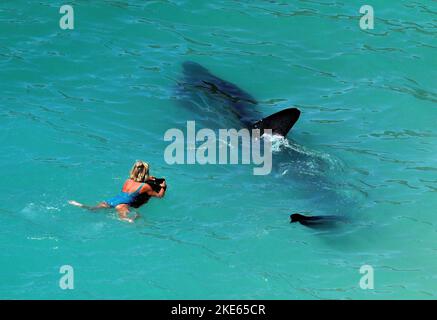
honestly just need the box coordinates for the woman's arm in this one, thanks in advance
[154,186,166,198]
[144,181,166,198]
[154,180,166,198]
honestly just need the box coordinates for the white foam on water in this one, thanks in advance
[262,133,290,153]
[27,236,59,241]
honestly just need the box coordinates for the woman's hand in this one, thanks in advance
[160,180,166,188]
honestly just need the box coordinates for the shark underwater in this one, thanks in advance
[176,61,353,228]
[177,61,300,137]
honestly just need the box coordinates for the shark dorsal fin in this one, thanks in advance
[252,108,300,137]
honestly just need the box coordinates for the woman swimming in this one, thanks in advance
[69,161,166,223]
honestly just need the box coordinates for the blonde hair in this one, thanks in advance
[129,160,149,182]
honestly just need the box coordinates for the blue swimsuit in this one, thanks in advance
[106,183,146,208]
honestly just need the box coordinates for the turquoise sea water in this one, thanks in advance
[0,0,436,299]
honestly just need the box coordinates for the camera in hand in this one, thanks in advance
[148,178,167,193]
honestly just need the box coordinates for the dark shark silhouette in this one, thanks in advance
[176,61,352,223]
